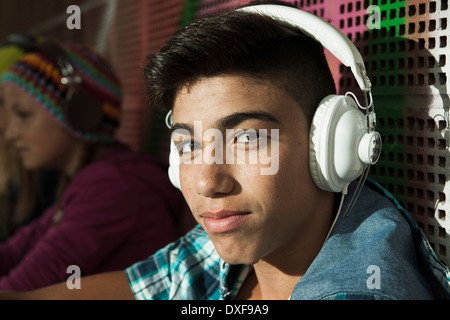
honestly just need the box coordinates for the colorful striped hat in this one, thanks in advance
[1,40,122,143]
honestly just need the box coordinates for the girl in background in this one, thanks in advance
[0,39,183,291]
[0,34,58,240]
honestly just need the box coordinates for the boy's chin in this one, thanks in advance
[209,232,264,265]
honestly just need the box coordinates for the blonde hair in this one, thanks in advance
[0,143,38,227]
[0,143,14,193]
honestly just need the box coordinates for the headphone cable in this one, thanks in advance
[322,183,348,246]
[321,164,370,247]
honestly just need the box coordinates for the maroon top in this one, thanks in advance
[0,144,183,291]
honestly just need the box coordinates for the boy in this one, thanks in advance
[2,2,449,299]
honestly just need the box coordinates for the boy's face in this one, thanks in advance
[172,74,333,265]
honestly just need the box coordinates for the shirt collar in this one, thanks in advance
[219,260,252,300]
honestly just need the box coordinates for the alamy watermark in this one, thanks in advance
[367,5,381,30]
[66,5,81,30]
[172,122,279,176]
[366,265,381,289]
[64,4,381,31]
[66,265,81,289]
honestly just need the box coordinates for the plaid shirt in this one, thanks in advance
[125,224,250,300]
[126,180,450,300]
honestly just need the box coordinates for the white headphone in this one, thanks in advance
[167,131,181,190]
[166,4,381,200]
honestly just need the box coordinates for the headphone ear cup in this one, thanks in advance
[168,140,181,190]
[309,94,367,192]
[64,88,103,132]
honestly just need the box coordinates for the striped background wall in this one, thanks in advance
[1,0,449,266]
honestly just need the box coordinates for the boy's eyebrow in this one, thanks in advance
[171,111,280,134]
[217,111,279,131]
[170,122,193,135]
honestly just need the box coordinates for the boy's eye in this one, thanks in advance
[234,130,261,144]
[176,139,202,156]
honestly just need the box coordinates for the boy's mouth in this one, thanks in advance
[200,209,251,233]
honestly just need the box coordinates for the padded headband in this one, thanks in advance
[238,4,372,92]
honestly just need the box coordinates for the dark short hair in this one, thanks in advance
[144,6,336,124]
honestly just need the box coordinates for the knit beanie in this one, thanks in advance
[1,40,122,143]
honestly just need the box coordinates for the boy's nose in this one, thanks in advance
[195,163,235,198]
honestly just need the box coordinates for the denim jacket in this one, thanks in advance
[288,179,450,299]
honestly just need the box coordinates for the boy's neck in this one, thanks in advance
[236,264,302,300]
